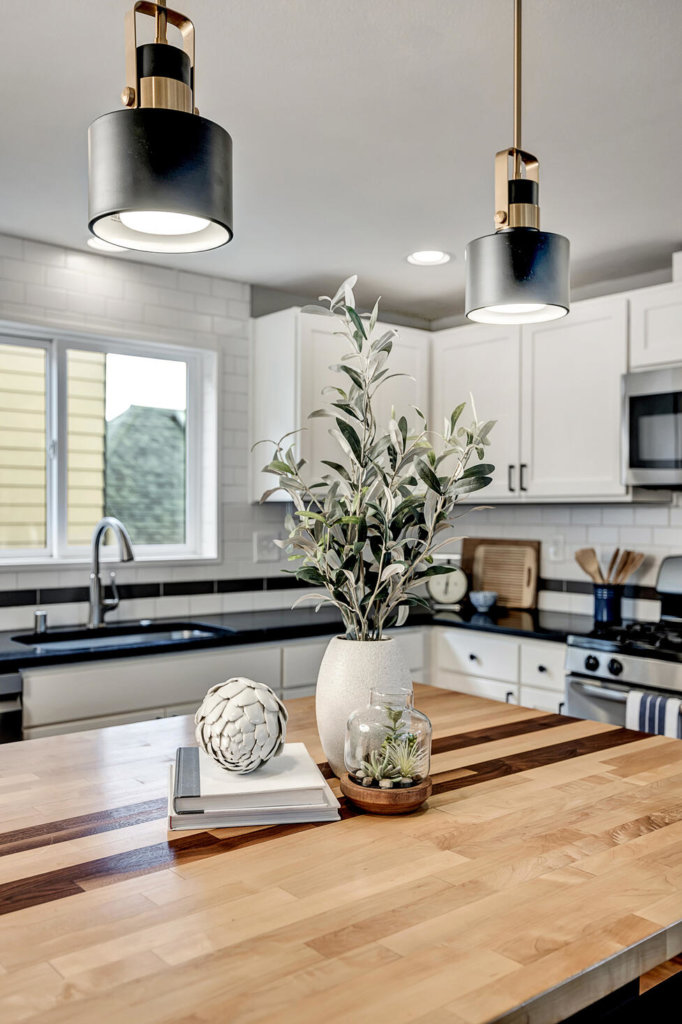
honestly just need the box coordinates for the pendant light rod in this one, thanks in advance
[513,0,522,154]
[155,0,168,44]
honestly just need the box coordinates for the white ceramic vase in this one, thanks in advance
[315,635,413,777]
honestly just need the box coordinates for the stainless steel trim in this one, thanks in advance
[569,678,628,703]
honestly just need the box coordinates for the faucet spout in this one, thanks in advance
[88,517,135,629]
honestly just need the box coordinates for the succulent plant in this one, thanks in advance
[358,748,401,782]
[385,738,424,781]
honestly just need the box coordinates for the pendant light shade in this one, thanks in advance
[88,1,233,254]
[465,0,569,324]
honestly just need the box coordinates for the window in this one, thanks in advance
[0,329,217,562]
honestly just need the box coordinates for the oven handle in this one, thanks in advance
[568,678,628,704]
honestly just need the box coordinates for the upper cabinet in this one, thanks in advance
[431,296,628,501]
[250,309,430,502]
[431,324,522,501]
[630,282,682,368]
[520,296,627,498]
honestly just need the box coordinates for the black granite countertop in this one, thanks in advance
[0,603,594,680]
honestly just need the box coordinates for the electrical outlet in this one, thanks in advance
[548,535,565,562]
[252,532,281,563]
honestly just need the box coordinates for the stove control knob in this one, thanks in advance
[608,658,623,676]
[585,655,599,672]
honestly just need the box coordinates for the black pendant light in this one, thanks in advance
[465,0,569,324]
[88,1,232,254]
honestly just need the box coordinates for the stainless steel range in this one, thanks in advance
[565,555,682,726]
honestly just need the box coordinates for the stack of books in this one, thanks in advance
[168,742,340,829]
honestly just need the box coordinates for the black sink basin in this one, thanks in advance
[12,620,235,653]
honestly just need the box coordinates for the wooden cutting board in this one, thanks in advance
[461,537,540,608]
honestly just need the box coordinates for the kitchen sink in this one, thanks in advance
[12,621,235,653]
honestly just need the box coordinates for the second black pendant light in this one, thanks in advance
[465,0,569,324]
[88,0,233,254]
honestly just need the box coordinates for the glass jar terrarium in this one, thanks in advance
[344,686,432,790]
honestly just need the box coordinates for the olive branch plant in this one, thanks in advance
[256,275,495,642]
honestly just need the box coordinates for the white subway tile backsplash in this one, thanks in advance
[634,507,670,526]
[601,507,635,526]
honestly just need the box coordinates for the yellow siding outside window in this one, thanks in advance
[0,343,46,548]
[66,350,105,546]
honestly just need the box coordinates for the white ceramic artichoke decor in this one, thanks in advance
[316,636,412,778]
[195,678,288,773]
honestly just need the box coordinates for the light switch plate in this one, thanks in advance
[252,532,281,563]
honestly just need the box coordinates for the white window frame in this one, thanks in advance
[0,322,218,566]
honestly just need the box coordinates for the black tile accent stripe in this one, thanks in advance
[0,576,662,610]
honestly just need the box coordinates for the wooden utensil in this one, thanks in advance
[575,548,605,584]
[612,549,632,585]
[616,551,645,584]
[605,548,620,584]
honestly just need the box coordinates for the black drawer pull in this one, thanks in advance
[469,653,478,661]
[537,664,547,673]
[505,691,514,703]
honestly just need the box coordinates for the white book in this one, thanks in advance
[167,766,340,830]
[173,743,333,812]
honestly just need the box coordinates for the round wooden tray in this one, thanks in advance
[339,774,432,815]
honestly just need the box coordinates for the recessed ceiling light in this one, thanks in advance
[87,237,125,252]
[406,250,451,266]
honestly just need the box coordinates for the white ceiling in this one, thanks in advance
[1,0,680,319]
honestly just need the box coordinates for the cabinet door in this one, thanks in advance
[300,316,430,482]
[630,283,682,368]
[431,324,522,500]
[437,670,518,704]
[435,628,519,683]
[520,296,627,498]
[519,685,565,714]
[520,640,566,694]
[23,707,166,740]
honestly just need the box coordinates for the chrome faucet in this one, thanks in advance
[88,517,135,628]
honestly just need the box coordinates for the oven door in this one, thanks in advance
[624,368,682,486]
[565,675,630,726]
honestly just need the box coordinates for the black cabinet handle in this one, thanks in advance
[520,463,528,492]
[469,653,478,661]
[507,464,515,492]
[505,691,514,703]
[558,701,565,714]
[537,665,547,673]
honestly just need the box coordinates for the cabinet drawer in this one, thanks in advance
[520,641,566,693]
[23,707,166,740]
[282,639,329,690]
[519,685,565,715]
[437,670,518,705]
[436,629,518,683]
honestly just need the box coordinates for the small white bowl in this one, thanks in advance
[470,590,498,613]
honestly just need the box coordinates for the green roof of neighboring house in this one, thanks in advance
[105,405,186,545]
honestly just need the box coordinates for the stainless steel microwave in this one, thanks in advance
[623,368,682,486]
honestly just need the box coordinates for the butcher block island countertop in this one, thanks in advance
[1,686,682,1024]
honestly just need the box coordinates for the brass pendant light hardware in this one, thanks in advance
[123,1,195,114]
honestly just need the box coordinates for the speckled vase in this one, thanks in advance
[315,636,412,778]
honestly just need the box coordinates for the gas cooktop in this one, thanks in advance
[568,620,682,662]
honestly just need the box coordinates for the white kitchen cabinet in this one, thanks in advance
[520,296,627,498]
[24,707,166,740]
[519,639,566,694]
[251,309,430,501]
[21,643,282,733]
[281,637,330,695]
[435,628,519,684]
[431,323,522,500]
[431,297,628,501]
[518,685,565,714]
[433,627,567,709]
[437,671,519,705]
[630,282,682,368]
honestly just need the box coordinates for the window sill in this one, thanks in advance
[0,553,220,571]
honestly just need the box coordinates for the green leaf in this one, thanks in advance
[331,364,364,389]
[450,402,466,434]
[296,566,326,586]
[459,463,495,479]
[452,475,493,494]
[336,418,363,463]
[345,306,367,340]
[263,460,294,476]
[321,460,351,480]
[415,458,443,495]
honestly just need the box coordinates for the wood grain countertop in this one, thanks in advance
[0,685,681,1023]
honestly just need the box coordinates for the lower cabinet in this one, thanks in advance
[433,628,567,710]
[21,627,428,737]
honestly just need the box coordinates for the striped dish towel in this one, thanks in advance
[625,690,682,738]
